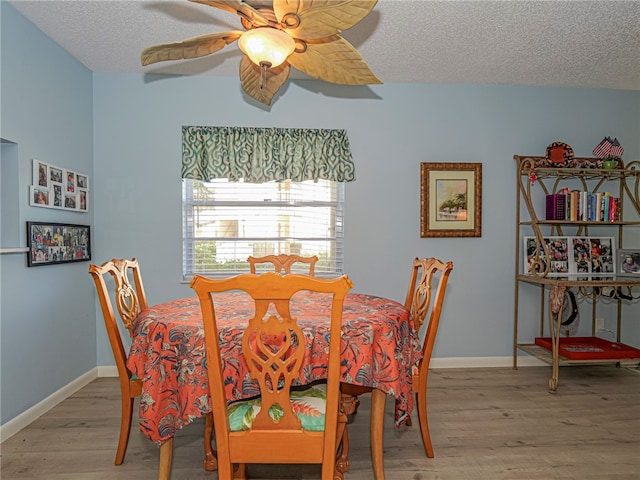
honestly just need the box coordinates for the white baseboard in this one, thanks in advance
[431,355,547,368]
[97,365,118,377]
[0,356,543,443]
[0,368,98,443]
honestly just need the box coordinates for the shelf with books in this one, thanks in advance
[546,189,621,222]
[513,155,640,392]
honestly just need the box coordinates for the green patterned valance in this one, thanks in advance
[181,126,356,183]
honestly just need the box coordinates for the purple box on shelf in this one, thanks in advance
[546,193,566,220]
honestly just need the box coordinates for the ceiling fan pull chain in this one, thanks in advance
[260,64,268,90]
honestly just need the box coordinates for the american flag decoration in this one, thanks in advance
[592,136,623,159]
[592,137,614,158]
[609,138,624,157]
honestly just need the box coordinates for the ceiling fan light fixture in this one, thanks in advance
[238,28,295,69]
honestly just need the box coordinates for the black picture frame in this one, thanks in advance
[26,222,91,267]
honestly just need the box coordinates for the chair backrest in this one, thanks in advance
[404,257,453,365]
[247,253,319,275]
[89,258,148,380]
[191,272,353,478]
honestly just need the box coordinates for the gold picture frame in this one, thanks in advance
[420,162,482,237]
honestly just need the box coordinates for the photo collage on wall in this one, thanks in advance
[26,221,91,267]
[30,159,89,212]
[524,236,615,278]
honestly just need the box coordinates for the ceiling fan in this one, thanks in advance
[141,0,382,105]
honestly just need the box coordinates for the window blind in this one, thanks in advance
[182,178,344,278]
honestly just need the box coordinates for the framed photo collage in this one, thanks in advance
[523,236,617,278]
[30,159,89,212]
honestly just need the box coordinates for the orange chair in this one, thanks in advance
[247,253,318,275]
[191,272,353,480]
[341,257,453,458]
[89,258,217,469]
[89,258,146,465]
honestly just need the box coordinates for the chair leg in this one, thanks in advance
[415,389,434,458]
[115,395,135,465]
[233,463,247,479]
[334,411,350,477]
[203,412,218,471]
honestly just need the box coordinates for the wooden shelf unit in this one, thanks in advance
[513,155,640,391]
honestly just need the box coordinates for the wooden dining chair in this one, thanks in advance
[341,257,453,458]
[247,253,319,275]
[89,258,147,465]
[89,258,216,469]
[191,272,353,480]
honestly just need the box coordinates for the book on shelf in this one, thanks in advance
[545,193,566,220]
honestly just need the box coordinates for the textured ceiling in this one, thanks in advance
[9,0,640,90]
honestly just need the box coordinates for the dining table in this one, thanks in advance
[126,290,422,480]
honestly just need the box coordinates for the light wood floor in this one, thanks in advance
[2,365,639,479]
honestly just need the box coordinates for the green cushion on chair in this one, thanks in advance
[228,386,327,432]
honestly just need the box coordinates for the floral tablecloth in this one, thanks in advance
[127,292,422,444]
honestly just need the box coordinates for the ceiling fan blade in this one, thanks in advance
[141,31,244,66]
[189,0,271,27]
[274,0,377,39]
[287,36,381,85]
[240,56,290,105]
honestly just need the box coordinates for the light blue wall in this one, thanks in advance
[2,2,639,427]
[93,73,640,363]
[1,3,94,424]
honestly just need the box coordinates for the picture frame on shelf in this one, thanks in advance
[523,236,569,275]
[26,222,91,267]
[576,237,615,275]
[523,236,615,277]
[618,249,640,276]
[420,162,482,237]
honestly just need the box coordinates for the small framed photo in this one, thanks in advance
[33,159,49,188]
[26,222,91,267]
[618,249,640,276]
[65,170,76,193]
[30,185,50,207]
[64,192,78,210]
[586,237,615,275]
[49,165,63,184]
[78,189,88,212]
[52,183,64,208]
[420,162,482,237]
[76,174,89,190]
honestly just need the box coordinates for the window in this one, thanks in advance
[182,178,344,278]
